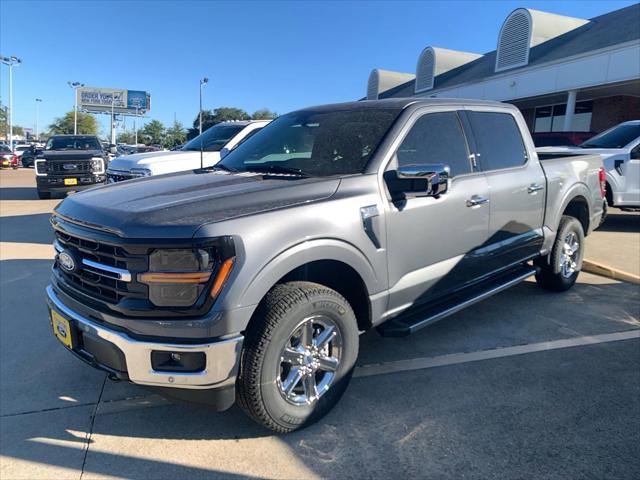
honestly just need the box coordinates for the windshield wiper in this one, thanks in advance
[244,164,311,177]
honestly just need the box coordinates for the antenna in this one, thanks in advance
[199,77,209,170]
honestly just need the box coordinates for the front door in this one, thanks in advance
[383,109,491,317]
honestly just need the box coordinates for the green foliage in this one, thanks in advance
[116,131,136,144]
[139,120,165,145]
[48,111,98,135]
[187,107,252,139]
[165,121,187,148]
[252,109,278,120]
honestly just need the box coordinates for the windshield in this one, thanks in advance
[580,124,640,149]
[218,108,401,177]
[182,124,245,152]
[45,136,101,151]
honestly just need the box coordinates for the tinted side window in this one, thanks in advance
[467,111,527,171]
[396,112,471,177]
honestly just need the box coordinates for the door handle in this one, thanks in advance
[466,195,489,207]
[528,183,544,194]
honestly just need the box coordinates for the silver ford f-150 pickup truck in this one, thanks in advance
[46,99,605,432]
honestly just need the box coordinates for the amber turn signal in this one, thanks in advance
[210,257,236,299]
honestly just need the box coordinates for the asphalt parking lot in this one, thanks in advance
[1,168,639,479]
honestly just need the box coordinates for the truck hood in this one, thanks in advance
[44,150,104,160]
[54,170,340,238]
[108,150,217,171]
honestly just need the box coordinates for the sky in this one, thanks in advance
[1,0,636,138]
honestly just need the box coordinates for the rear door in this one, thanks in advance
[462,107,545,273]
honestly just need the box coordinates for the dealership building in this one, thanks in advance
[366,4,640,134]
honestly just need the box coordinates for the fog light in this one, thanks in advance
[151,351,205,373]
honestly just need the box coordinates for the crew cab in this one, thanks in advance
[538,120,640,210]
[105,120,269,182]
[35,135,109,199]
[46,99,604,432]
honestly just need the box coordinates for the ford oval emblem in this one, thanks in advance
[63,163,77,170]
[58,250,77,273]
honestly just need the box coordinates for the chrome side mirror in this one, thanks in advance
[396,163,450,196]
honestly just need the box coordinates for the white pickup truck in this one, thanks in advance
[538,120,640,210]
[106,120,270,182]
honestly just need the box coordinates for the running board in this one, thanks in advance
[377,265,537,337]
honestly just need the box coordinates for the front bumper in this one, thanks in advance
[37,175,106,192]
[46,285,243,390]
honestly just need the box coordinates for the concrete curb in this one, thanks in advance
[583,259,640,285]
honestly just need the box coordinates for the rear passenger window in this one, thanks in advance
[467,111,527,171]
[396,112,471,177]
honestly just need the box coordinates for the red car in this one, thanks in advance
[532,131,596,147]
[0,145,18,169]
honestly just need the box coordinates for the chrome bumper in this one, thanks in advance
[46,285,243,390]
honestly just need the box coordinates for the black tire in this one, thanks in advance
[535,215,584,292]
[598,199,607,228]
[37,189,51,200]
[236,281,359,433]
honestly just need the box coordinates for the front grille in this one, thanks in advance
[106,170,144,183]
[54,230,147,304]
[48,160,95,175]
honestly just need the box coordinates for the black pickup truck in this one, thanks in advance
[35,135,109,199]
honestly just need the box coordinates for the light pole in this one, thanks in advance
[199,77,209,169]
[1,55,22,148]
[67,81,84,134]
[133,99,141,145]
[35,98,42,141]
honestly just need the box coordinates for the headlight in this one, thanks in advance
[35,159,47,176]
[90,157,105,174]
[139,247,236,307]
[130,168,152,177]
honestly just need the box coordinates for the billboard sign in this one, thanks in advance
[78,87,150,114]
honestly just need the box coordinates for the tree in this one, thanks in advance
[187,107,251,139]
[252,109,278,120]
[49,111,98,135]
[116,131,136,144]
[139,120,165,145]
[165,120,186,148]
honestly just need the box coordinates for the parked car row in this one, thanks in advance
[46,98,607,432]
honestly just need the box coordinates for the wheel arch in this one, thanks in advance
[237,239,379,332]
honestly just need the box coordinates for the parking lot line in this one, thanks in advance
[354,329,640,378]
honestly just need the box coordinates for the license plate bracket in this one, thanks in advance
[64,178,78,186]
[51,309,74,349]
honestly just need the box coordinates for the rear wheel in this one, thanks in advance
[236,281,359,433]
[535,215,584,292]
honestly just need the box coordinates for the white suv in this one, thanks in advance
[106,120,270,182]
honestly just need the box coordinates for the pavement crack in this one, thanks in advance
[80,375,107,480]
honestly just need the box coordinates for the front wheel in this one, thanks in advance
[236,281,359,433]
[535,215,584,292]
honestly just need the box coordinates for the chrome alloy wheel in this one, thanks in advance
[277,315,343,406]
[560,231,580,278]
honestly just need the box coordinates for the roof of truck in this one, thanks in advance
[299,97,509,113]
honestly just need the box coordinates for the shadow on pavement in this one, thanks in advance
[0,187,41,201]
[0,212,54,244]
[599,211,640,233]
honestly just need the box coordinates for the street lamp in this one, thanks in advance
[35,98,42,141]
[1,55,22,149]
[199,77,209,169]
[67,81,84,134]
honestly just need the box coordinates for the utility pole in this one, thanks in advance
[67,81,84,134]
[1,55,22,148]
[35,98,42,141]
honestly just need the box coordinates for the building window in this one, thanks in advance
[534,101,593,132]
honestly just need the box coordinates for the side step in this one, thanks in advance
[377,265,537,337]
